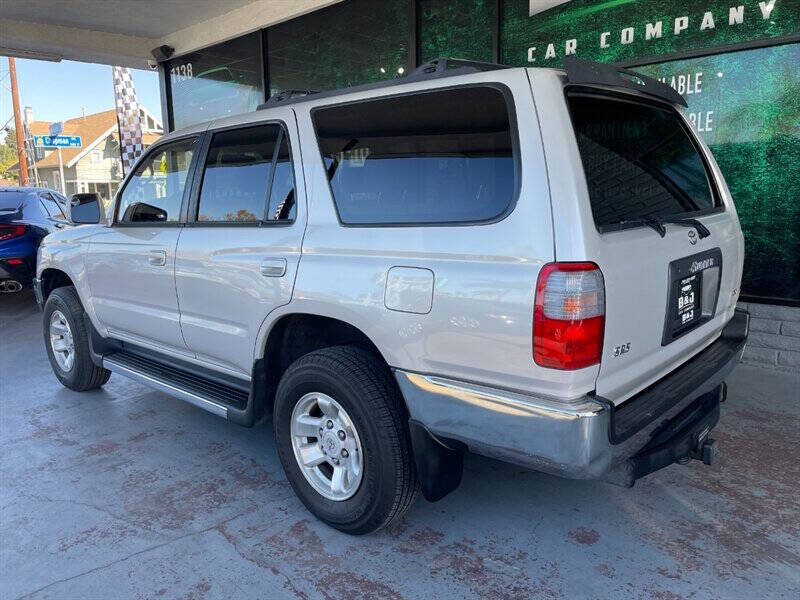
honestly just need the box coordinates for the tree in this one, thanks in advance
[0,128,19,180]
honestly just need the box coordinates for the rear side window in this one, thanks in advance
[568,94,718,229]
[313,86,516,225]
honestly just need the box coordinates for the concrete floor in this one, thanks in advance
[1,290,799,600]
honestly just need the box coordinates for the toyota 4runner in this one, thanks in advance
[35,58,749,534]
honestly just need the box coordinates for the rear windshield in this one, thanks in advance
[568,94,718,229]
[0,191,26,211]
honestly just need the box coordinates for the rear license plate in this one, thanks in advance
[675,273,701,329]
[662,248,722,346]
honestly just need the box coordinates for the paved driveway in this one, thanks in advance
[2,291,799,599]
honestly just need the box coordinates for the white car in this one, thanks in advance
[35,58,749,534]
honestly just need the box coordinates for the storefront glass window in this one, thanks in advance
[637,43,800,303]
[418,0,495,63]
[267,0,410,95]
[167,33,263,131]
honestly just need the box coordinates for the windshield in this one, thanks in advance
[568,94,718,230]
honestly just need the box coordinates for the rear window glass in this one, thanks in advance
[568,95,718,229]
[0,192,25,211]
[313,86,516,225]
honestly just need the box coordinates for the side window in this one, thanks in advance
[196,124,295,223]
[117,138,196,223]
[39,193,66,219]
[312,86,516,225]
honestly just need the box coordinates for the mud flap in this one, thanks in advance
[408,420,464,502]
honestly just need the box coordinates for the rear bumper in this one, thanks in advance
[395,309,748,482]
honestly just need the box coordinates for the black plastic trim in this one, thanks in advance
[593,308,748,445]
[564,56,687,107]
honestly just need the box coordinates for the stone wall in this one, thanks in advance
[737,302,800,370]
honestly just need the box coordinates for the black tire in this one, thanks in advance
[43,286,111,391]
[274,345,419,535]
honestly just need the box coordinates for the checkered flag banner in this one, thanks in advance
[112,66,144,176]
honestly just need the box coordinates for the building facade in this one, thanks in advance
[154,0,798,364]
[26,108,162,207]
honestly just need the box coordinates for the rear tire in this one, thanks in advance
[274,345,419,535]
[43,286,111,391]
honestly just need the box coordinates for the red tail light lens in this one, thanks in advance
[534,262,605,370]
[0,225,27,242]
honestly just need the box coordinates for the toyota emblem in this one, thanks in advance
[688,230,698,245]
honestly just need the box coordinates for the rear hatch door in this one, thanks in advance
[548,85,743,405]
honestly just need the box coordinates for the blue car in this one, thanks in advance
[0,187,71,294]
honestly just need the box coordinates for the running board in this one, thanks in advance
[103,351,251,421]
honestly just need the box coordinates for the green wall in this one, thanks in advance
[501,0,800,66]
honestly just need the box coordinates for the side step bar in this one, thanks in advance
[100,350,264,426]
[103,355,231,419]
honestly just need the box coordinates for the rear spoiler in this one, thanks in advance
[563,57,687,108]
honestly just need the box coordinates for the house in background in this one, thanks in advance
[25,106,162,206]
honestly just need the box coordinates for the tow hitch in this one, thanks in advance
[605,385,724,487]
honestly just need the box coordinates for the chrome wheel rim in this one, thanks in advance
[49,310,75,372]
[290,392,364,501]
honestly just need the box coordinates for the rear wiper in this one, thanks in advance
[660,217,711,239]
[616,216,666,237]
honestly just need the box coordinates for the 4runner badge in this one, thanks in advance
[688,230,698,245]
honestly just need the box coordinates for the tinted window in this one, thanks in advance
[0,192,24,212]
[117,139,196,223]
[568,95,717,229]
[313,86,516,224]
[40,193,66,219]
[267,135,296,221]
[197,125,295,223]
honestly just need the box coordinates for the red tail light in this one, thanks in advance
[0,225,27,242]
[534,262,605,370]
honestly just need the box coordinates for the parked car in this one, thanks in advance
[34,58,749,534]
[0,186,70,294]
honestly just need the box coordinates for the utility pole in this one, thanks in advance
[8,57,29,186]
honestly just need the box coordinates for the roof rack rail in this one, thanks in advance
[411,57,510,77]
[257,57,510,109]
[563,56,687,107]
[258,89,319,110]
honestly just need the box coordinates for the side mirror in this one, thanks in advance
[69,193,102,224]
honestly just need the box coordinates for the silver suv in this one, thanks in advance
[35,58,749,534]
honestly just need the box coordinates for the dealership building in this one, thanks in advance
[2,0,799,363]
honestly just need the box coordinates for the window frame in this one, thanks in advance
[564,86,725,236]
[310,82,521,228]
[112,134,201,228]
[185,120,298,228]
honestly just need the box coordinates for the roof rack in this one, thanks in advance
[257,57,510,110]
[563,57,687,107]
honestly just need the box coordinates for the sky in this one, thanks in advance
[0,58,161,141]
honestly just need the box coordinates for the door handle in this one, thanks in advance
[148,250,167,266]
[260,258,287,277]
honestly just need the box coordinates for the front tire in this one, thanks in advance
[43,286,111,391]
[274,346,419,535]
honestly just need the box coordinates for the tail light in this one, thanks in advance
[0,225,27,242]
[534,262,605,370]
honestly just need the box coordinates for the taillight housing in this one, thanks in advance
[0,225,27,242]
[534,262,605,370]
